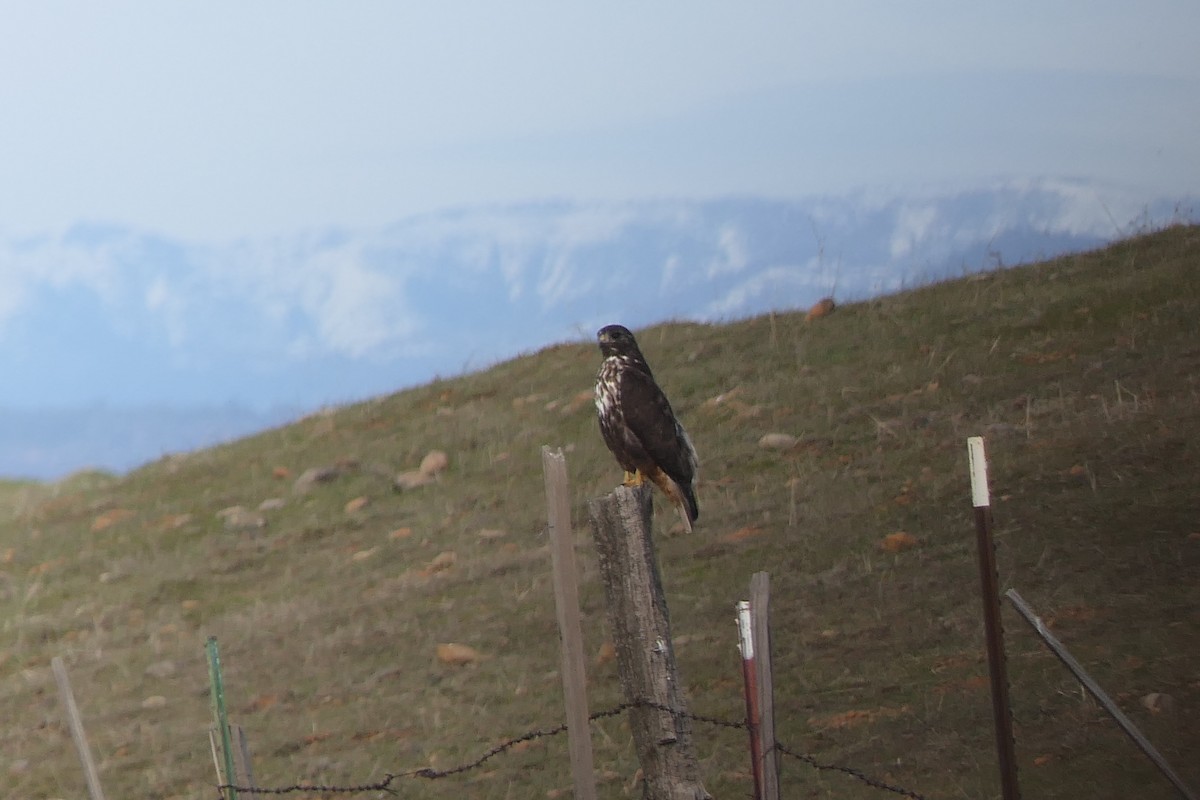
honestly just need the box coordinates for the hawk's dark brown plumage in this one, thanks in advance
[595,324,699,531]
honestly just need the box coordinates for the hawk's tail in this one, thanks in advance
[681,484,699,525]
[648,468,699,533]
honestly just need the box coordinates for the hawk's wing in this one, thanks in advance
[618,364,697,487]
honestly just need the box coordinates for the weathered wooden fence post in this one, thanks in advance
[542,446,598,800]
[587,484,710,800]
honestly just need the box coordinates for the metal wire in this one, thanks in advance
[216,699,927,799]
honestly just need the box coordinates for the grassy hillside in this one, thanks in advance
[1,225,1198,799]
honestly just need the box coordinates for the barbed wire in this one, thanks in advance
[775,741,927,799]
[411,704,628,780]
[216,700,926,799]
[214,772,404,797]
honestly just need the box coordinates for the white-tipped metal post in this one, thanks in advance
[736,601,764,800]
[967,437,1021,800]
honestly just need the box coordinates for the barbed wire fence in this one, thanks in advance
[199,451,932,800]
[196,439,1197,800]
[213,699,927,799]
[44,444,1193,799]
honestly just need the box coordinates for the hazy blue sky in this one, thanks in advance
[1,2,1197,241]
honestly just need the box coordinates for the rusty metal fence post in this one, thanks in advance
[967,437,1021,800]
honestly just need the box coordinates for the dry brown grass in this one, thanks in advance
[0,225,1198,799]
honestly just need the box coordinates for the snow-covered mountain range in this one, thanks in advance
[0,177,1191,478]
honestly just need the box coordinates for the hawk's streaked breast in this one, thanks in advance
[593,324,699,530]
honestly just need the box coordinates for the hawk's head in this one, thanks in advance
[597,324,640,359]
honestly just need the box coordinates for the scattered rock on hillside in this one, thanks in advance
[394,470,435,491]
[701,387,764,419]
[351,547,378,562]
[425,551,457,574]
[344,496,370,514]
[1141,692,1175,714]
[141,695,168,710]
[477,528,507,541]
[217,506,266,531]
[393,450,450,490]
[721,526,764,543]
[155,513,193,531]
[805,296,836,322]
[91,508,135,533]
[758,433,799,451]
[98,570,126,585]
[880,531,919,553]
[419,450,449,477]
[272,466,292,480]
[293,465,342,494]
[436,643,481,666]
[703,386,744,408]
[258,497,286,512]
[144,659,177,679]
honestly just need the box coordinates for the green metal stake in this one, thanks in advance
[207,636,239,800]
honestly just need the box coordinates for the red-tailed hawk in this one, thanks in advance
[595,324,699,532]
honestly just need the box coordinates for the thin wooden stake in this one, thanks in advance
[207,636,239,800]
[209,728,224,788]
[210,723,255,790]
[233,724,256,790]
[588,484,710,800]
[967,437,1021,800]
[750,572,780,800]
[1007,590,1198,800]
[51,656,107,800]
[736,601,765,800]
[542,446,598,800]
